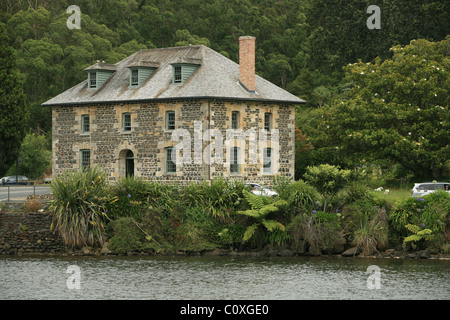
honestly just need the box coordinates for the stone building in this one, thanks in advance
[43,37,305,185]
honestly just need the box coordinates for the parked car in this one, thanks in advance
[411,182,449,197]
[0,176,29,185]
[245,183,278,197]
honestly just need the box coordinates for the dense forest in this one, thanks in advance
[1,0,449,181]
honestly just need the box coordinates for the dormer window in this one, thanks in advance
[128,67,156,87]
[172,63,199,85]
[127,61,158,87]
[84,62,116,90]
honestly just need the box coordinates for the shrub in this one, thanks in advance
[389,191,449,251]
[108,217,144,253]
[287,180,318,213]
[203,177,245,218]
[287,211,346,255]
[49,167,112,247]
[390,191,449,235]
[23,197,43,212]
[351,209,388,256]
[107,176,150,221]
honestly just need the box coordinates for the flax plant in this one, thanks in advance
[49,167,114,247]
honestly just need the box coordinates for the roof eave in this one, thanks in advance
[42,96,306,107]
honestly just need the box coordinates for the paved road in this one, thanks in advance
[0,185,51,201]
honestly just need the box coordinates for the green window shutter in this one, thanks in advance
[96,70,114,87]
[139,68,154,84]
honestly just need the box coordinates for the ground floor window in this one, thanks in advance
[165,147,176,173]
[230,147,239,174]
[80,149,90,170]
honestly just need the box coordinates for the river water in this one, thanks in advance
[0,255,448,300]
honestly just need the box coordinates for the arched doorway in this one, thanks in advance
[119,149,134,178]
[125,150,134,177]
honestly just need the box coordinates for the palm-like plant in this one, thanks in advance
[238,190,287,243]
[49,167,114,247]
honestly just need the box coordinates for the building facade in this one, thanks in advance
[44,37,305,185]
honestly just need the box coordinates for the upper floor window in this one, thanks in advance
[128,66,156,87]
[231,111,239,129]
[89,72,97,89]
[123,112,131,131]
[81,114,90,133]
[172,63,199,85]
[85,63,116,90]
[264,112,272,131]
[173,66,182,84]
[130,69,139,86]
[166,111,175,130]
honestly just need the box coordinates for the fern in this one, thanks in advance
[243,223,259,241]
[238,190,287,245]
[403,224,434,249]
[261,219,285,232]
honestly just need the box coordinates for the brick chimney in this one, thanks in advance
[239,36,256,92]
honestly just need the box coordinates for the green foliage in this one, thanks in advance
[48,167,113,247]
[305,38,450,180]
[5,133,51,179]
[351,210,388,256]
[107,176,150,221]
[304,164,351,212]
[237,190,287,245]
[403,224,434,250]
[108,217,144,253]
[183,177,245,218]
[287,211,345,255]
[0,22,28,177]
[390,191,449,235]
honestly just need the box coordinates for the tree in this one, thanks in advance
[5,133,51,179]
[317,38,450,179]
[303,164,351,212]
[0,22,28,177]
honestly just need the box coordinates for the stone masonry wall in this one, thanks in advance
[0,212,66,255]
[52,100,295,186]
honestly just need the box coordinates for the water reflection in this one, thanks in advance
[0,255,448,300]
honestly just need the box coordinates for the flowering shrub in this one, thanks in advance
[389,191,449,251]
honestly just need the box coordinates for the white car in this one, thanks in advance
[411,182,449,197]
[245,183,278,197]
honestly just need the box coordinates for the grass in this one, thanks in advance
[370,188,411,204]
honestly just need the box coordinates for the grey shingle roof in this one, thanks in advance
[42,45,305,106]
